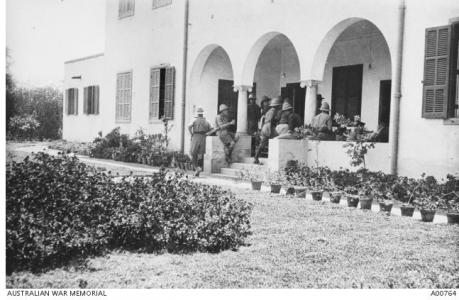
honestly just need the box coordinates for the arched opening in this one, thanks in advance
[315,19,392,138]
[242,33,302,118]
[188,45,235,130]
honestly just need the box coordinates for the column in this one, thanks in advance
[234,85,251,135]
[301,80,320,125]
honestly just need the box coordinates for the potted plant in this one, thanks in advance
[395,177,418,217]
[310,178,325,201]
[266,170,285,194]
[439,191,459,225]
[414,196,438,222]
[412,174,440,222]
[358,185,373,210]
[238,169,265,191]
[344,186,359,208]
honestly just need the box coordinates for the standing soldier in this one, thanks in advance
[253,97,282,164]
[188,107,212,176]
[215,104,237,164]
[247,93,261,135]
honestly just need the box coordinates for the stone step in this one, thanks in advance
[220,167,243,177]
[229,162,268,171]
[240,157,268,164]
[207,172,239,181]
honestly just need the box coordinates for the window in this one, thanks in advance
[119,0,135,19]
[150,67,175,120]
[422,22,459,119]
[152,0,172,9]
[83,85,100,115]
[65,88,78,115]
[116,72,132,122]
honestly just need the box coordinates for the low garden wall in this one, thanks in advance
[267,138,391,173]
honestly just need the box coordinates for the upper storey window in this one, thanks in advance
[152,0,172,10]
[119,0,135,19]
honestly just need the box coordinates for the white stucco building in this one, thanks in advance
[64,0,459,178]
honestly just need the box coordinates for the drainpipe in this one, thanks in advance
[389,0,406,175]
[180,0,190,153]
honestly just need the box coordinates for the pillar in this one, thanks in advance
[301,80,320,125]
[234,85,251,135]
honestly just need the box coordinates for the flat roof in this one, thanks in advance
[65,53,104,64]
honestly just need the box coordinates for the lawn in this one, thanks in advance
[5,142,459,288]
[6,187,459,288]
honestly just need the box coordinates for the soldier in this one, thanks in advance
[215,104,238,164]
[253,97,282,164]
[188,107,212,176]
[247,93,261,135]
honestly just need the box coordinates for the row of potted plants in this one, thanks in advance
[237,167,459,224]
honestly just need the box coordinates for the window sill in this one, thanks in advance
[443,118,459,125]
[115,119,131,124]
[149,118,174,124]
[118,13,134,20]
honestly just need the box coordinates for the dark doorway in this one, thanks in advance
[331,64,363,119]
[378,80,392,128]
[281,82,306,121]
[217,79,256,132]
[218,79,238,131]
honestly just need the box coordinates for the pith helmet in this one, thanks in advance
[196,107,204,114]
[320,102,330,112]
[282,102,293,111]
[269,97,282,107]
[219,104,229,112]
[248,93,256,100]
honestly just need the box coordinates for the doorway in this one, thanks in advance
[281,82,306,121]
[378,80,391,127]
[331,64,363,119]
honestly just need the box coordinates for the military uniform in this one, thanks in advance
[215,113,237,163]
[254,97,282,164]
[188,112,212,173]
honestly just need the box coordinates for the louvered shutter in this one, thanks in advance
[150,68,161,119]
[422,26,451,118]
[116,74,122,120]
[164,67,175,119]
[83,87,88,114]
[74,89,79,115]
[65,89,69,115]
[95,86,100,115]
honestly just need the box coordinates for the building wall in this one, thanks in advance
[397,0,459,179]
[63,0,459,178]
[320,26,392,131]
[101,0,185,148]
[63,54,104,142]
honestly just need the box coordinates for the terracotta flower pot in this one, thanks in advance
[295,187,307,198]
[285,186,296,195]
[400,205,415,217]
[270,184,281,194]
[311,190,323,201]
[379,202,393,215]
[330,192,341,204]
[420,209,436,222]
[359,196,373,210]
[251,180,263,191]
[446,212,459,225]
[346,195,359,207]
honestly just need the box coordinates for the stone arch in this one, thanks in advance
[309,17,392,81]
[240,32,301,87]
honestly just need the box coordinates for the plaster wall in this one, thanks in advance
[397,0,459,179]
[101,0,185,148]
[320,27,392,131]
[185,47,233,153]
[63,55,104,142]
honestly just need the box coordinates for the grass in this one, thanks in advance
[6,188,459,288]
[5,142,459,288]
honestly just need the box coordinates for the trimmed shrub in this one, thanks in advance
[6,153,252,274]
